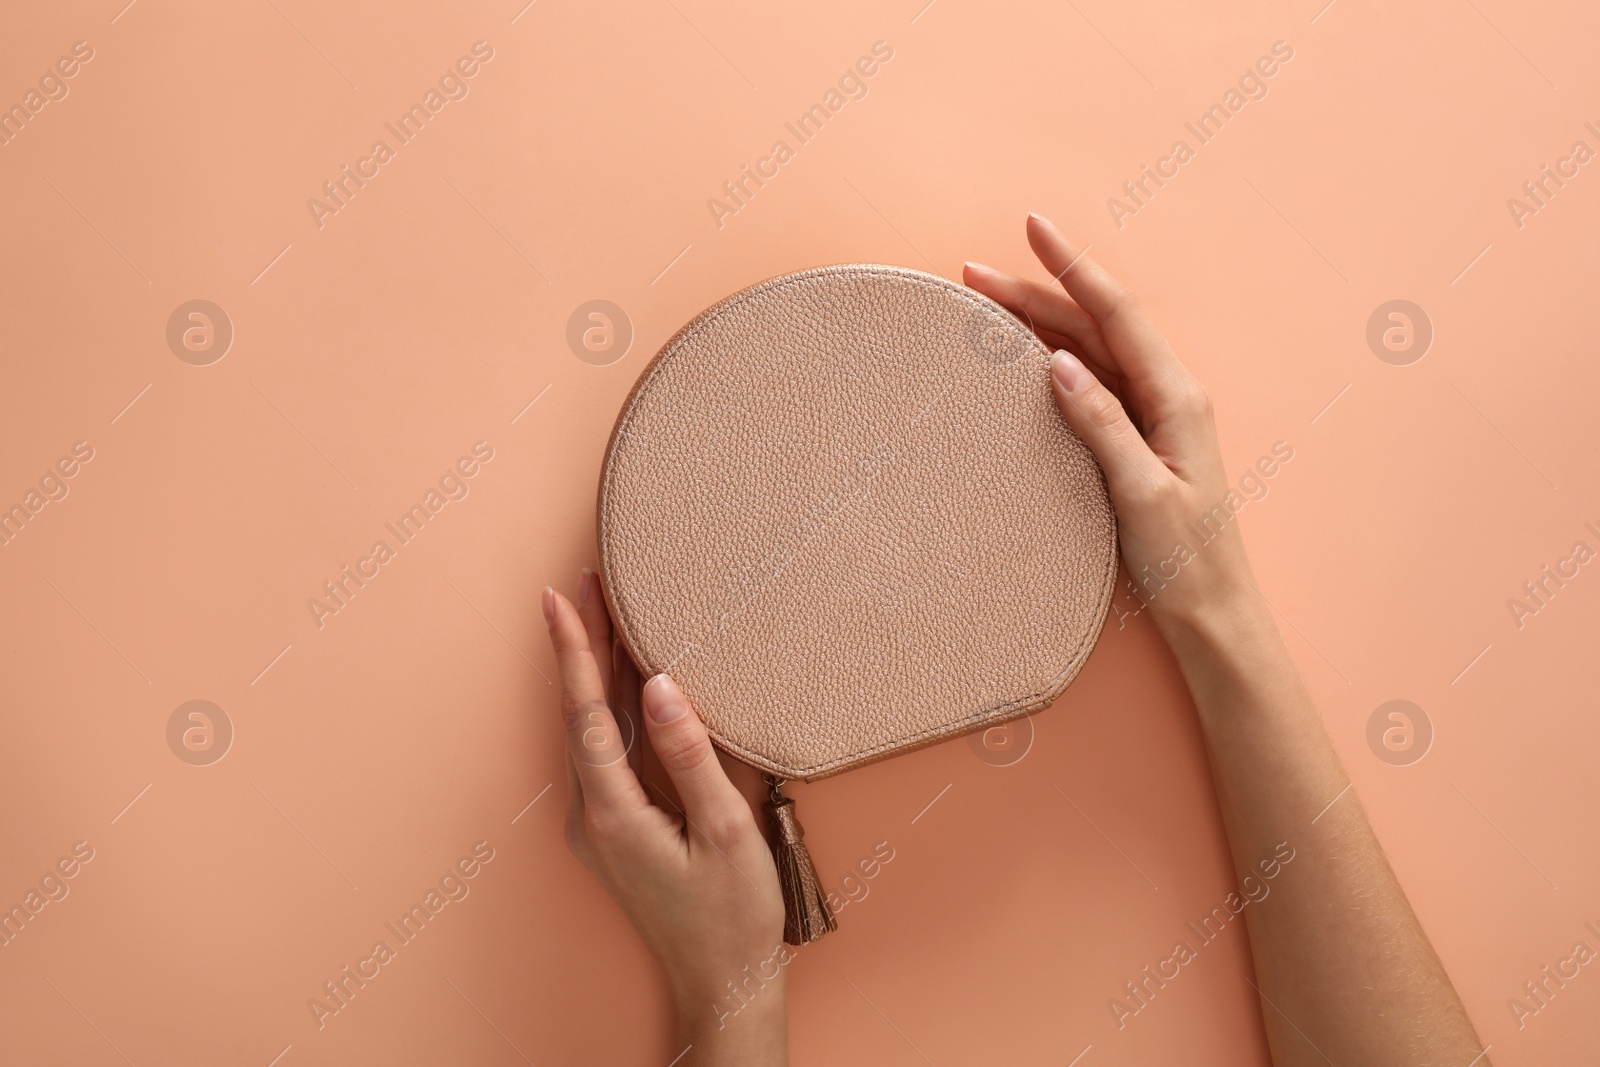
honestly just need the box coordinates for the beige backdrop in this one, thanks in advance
[1,0,1597,1064]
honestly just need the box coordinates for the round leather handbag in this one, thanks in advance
[597,264,1118,943]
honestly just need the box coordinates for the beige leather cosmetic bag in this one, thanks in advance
[598,265,1117,942]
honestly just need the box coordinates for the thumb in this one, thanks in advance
[641,673,747,833]
[1049,349,1165,500]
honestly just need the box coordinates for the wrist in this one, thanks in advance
[677,972,786,1025]
[1150,579,1329,747]
[1152,582,1281,675]
[670,942,792,1022]
[676,972,788,1066]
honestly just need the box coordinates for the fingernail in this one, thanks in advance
[965,260,992,274]
[542,586,556,625]
[1028,212,1048,225]
[578,567,592,606]
[644,673,688,723]
[1051,350,1090,392]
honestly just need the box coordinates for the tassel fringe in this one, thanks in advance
[762,775,836,945]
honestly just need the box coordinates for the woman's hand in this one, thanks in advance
[543,570,788,1065]
[969,216,1488,1067]
[964,214,1260,644]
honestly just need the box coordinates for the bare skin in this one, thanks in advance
[542,213,1488,1065]
[543,575,788,1067]
[970,214,1488,1065]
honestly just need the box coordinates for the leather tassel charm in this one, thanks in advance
[762,774,836,945]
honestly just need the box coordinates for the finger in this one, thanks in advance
[1021,319,1116,379]
[592,571,643,779]
[576,568,614,703]
[639,673,747,833]
[563,745,584,821]
[614,638,644,779]
[1025,214,1183,384]
[1026,322,1132,414]
[543,586,648,813]
[1049,350,1169,501]
[1032,325,1130,408]
[963,260,1120,380]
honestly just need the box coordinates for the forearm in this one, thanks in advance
[1163,590,1486,1067]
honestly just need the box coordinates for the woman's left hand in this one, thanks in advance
[543,569,789,1066]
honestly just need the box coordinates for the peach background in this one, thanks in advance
[2,0,1597,1064]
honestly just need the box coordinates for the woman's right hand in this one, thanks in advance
[964,214,1264,642]
[966,218,1492,1067]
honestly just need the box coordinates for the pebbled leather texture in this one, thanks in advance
[597,265,1118,782]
